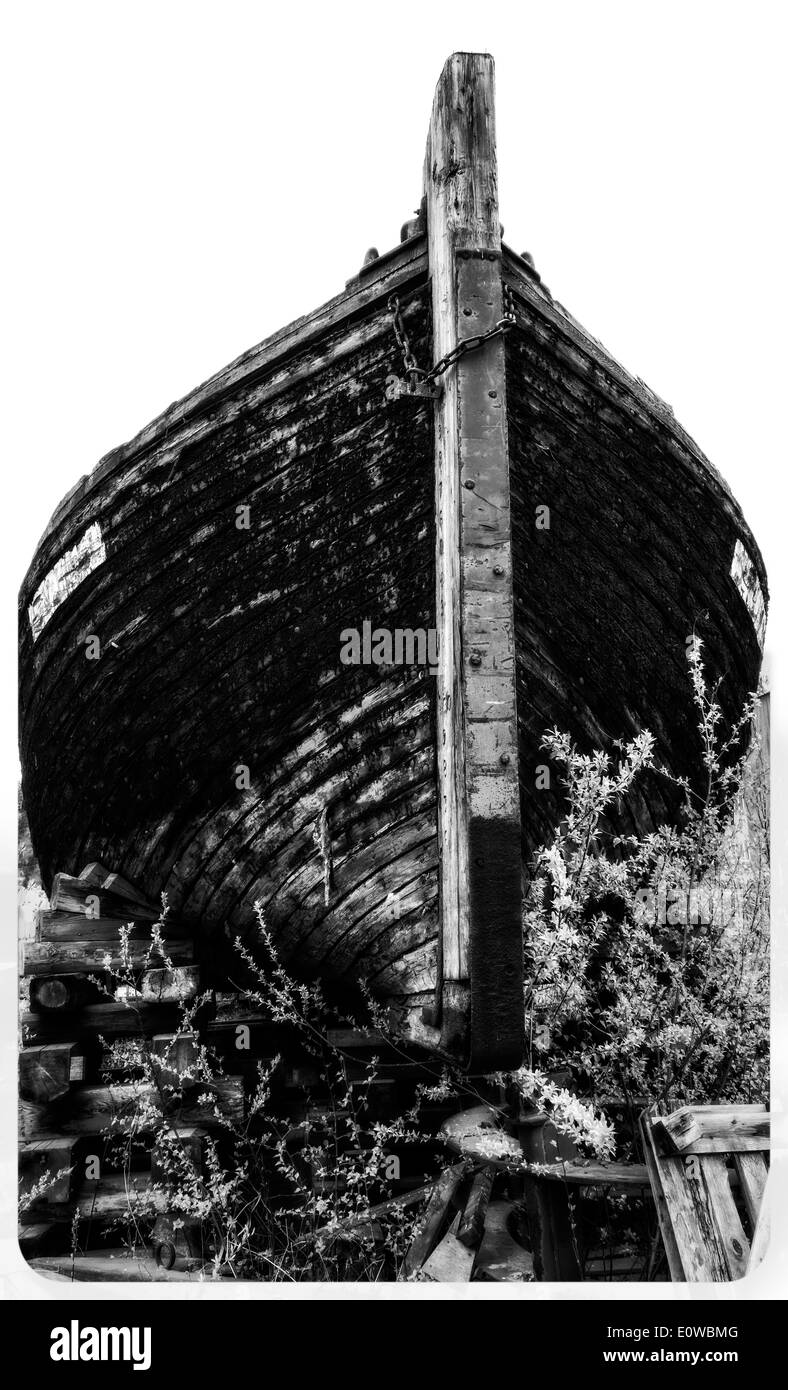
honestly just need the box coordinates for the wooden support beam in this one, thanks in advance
[23,938,193,976]
[424,53,523,1069]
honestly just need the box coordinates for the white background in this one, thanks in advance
[1,0,785,1301]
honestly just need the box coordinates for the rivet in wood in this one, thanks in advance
[493,565,504,576]
[463,308,473,317]
[470,653,482,666]
[464,479,475,489]
[488,390,497,398]
[500,752,510,765]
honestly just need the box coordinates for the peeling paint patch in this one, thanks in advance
[28,523,106,641]
[731,539,767,647]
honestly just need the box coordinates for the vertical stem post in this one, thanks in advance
[424,53,524,1069]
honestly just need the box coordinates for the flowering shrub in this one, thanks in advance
[523,639,768,1133]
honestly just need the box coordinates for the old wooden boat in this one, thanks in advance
[19,54,767,1069]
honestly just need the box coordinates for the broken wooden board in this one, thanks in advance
[641,1105,767,1281]
[421,1213,476,1282]
[651,1104,769,1156]
[399,1162,469,1279]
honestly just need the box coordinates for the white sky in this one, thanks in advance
[1,0,787,1299]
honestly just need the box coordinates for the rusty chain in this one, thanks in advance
[388,283,516,388]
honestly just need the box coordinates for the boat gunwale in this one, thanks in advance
[19,235,431,599]
[502,250,769,604]
[20,237,767,624]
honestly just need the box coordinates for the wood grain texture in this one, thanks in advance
[424,52,523,1068]
[640,1107,763,1282]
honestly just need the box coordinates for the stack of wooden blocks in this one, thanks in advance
[19,862,200,1275]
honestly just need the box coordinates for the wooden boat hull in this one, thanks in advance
[19,57,767,1061]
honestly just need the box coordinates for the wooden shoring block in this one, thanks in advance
[24,938,193,976]
[50,873,160,921]
[150,1126,209,1185]
[37,909,190,942]
[20,1137,76,1205]
[19,1043,80,1103]
[22,1000,191,1042]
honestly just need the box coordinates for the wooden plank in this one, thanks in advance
[399,1162,469,1278]
[457,1165,495,1248]
[22,1000,188,1041]
[653,1104,768,1156]
[701,1155,750,1280]
[640,1108,692,1282]
[29,1251,205,1282]
[424,52,523,1068]
[61,1078,244,1134]
[37,910,189,942]
[734,1151,768,1231]
[23,938,193,976]
[747,1167,770,1272]
[534,1160,650,1187]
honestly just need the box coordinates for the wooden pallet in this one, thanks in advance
[640,1103,769,1281]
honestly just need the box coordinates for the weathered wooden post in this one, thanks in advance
[424,53,524,1069]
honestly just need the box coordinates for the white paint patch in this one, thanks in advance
[731,538,767,647]
[28,522,106,641]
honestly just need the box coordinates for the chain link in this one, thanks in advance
[388,284,517,386]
